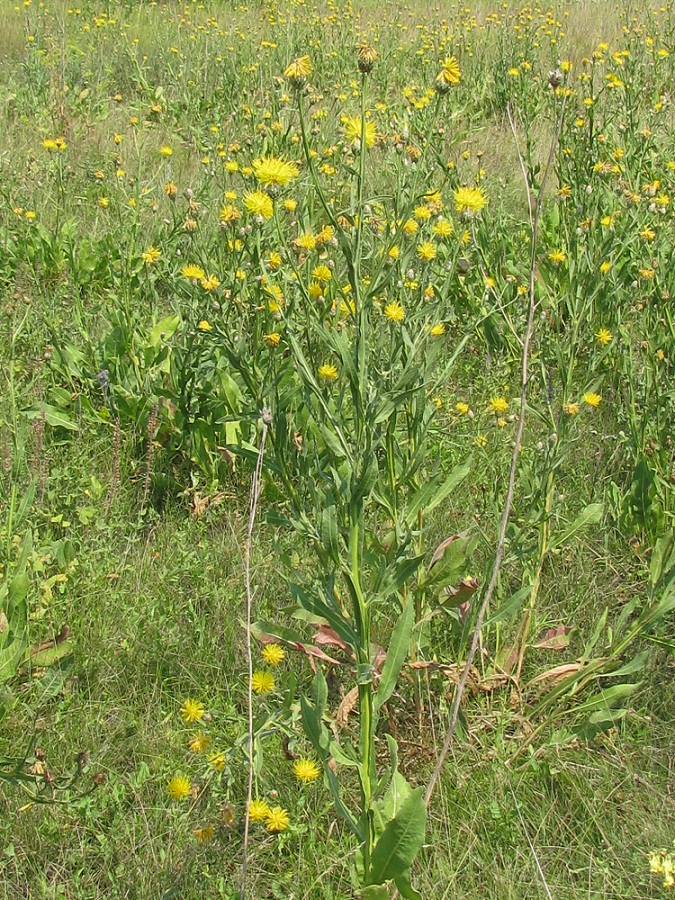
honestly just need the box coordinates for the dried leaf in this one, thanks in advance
[334,686,359,729]
[533,624,573,651]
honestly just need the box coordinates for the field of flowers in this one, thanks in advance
[1,0,675,896]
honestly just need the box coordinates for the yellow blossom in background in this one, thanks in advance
[436,55,461,91]
[548,249,567,264]
[595,328,612,345]
[312,264,332,283]
[269,251,282,270]
[341,115,377,148]
[293,758,321,783]
[220,204,241,224]
[600,261,611,274]
[208,751,225,771]
[164,181,177,198]
[160,145,173,157]
[490,397,509,414]
[244,190,273,220]
[417,241,436,261]
[200,274,220,292]
[453,185,488,215]
[583,392,601,407]
[251,670,275,694]
[182,264,206,281]
[265,806,290,832]
[194,825,215,843]
[180,698,205,722]
[189,733,211,753]
[253,155,299,189]
[295,232,317,251]
[142,247,160,265]
[249,799,271,821]
[318,363,338,381]
[198,320,212,332]
[639,225,655,241]
[456,402,470,415]
[167,775,191,800]
[284,198,297,212]
[433,218,453,237]
[430,323,445,336]
[263,332,281,348]
[384,302,405,323]
[285,55,311,86]
[563,401,580,415]
[261,643,286,665]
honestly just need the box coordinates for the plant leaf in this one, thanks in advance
[375,603,414,713]
[368,786,426,886]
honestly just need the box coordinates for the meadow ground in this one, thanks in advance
[1,0,675,897]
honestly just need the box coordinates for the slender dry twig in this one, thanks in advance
[423,89,568,810]
[508,781,555,900]
[240,408,272,900]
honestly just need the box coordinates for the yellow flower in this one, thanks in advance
[142,247,161,265]
[453,186,488,215]
[194,825,215,843]
[265,806,290,832]
[583,392,601,408]
[293,758,321,783]
[182,264,206,281]
[430,323,445,336]
[251,670,275,694]
[249,799,271,822]
[639,226,655,241]
[403,219,418,236]
[269,251,282,270]
[263,332,281,348]
[160,145,173,157]
[198,320,212,332]
[432,218,453,237]
[164,181,177,198]
[357,43,378,74]
[384,302,405,323]
[295,232,317,251]
[436,55,461,91]
[417,241,437,261]
[42,138,58,151]
[180,699,205,722]
[341,116,377,148]
[200,274,220,292]
[220,204,241,224]
[312,264,332,283]
[456,401,470,415]
[508,67,520,77]
[563,401,580,415]
[595,328,612,345]
[208,751,225,771]
[261,643,286,665]
[98,198,109,208]
[285,55,311,86]
[253,155,299,189]
[318,363,338,381]
[548,249,567,264]
[189,732,211,753]
[600,261,611,274]
[168,775,191,800]
[244,190,273,220]
[490,397,509,414]
[284,198,297,212]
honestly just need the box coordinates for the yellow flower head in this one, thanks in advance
[312,264,332,283]
[200,274,220,292]
[265,806,290,832]
[583,392,601,408]
[244,190,274,220]
[595,328,612,345]
[357,43,378,74]
[295,232,317,251]
[249,799,271,821]
[193,825,215,843]
[456,401,470,415]
[168,775,191,800]
[430,323,446,337]
[142,247,161,265]
[285,55,311,87]
[253,155,299,189]
[318,363,339,381]
[198,320,212,332]
[261,643,286,665]
[251,670,275,694]
[182,264,206,281]
[180,698,205,722]
[293,757,321,783]
[384,302,405,323]
[563,401,580,415]
[160,145,173,157]
[263,332,281,348]
[548,249,567,264]
[269,251,282,270]
[341,115,377,148]
[490,397,509,414]
[453,186,488,216]
[417,241,437,262]
[436,55,461,92]
[189,732,211,753]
